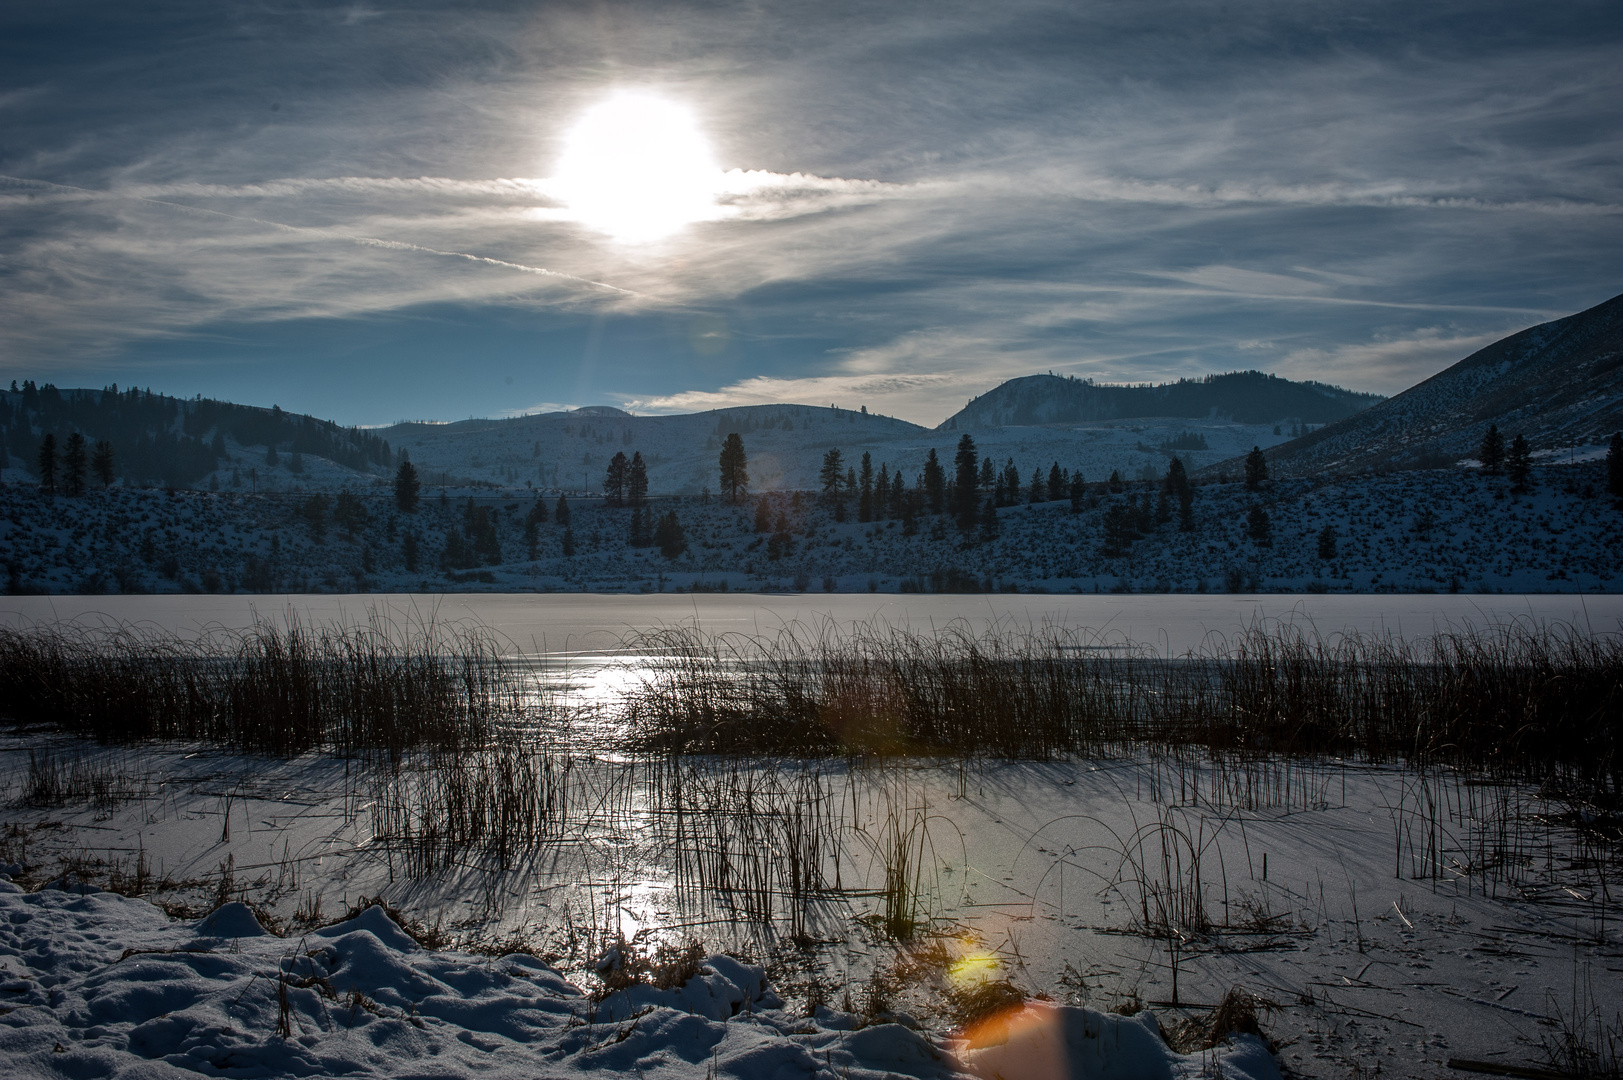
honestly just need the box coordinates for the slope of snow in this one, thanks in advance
[0,877,1280,1080]
[2,457,1615,595]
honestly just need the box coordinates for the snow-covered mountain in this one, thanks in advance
[1224,291,1623,478]
[938,371,1381,430]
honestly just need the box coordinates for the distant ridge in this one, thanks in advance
[1223,291,1623,477]
[937,371,1382,431]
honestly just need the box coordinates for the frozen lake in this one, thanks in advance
[4,592,1621,655]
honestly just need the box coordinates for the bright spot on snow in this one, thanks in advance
[553,91,722,243]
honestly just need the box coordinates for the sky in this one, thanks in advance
[1,0,1620,429]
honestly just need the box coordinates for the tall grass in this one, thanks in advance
[617,619,1623,793]
[0,615,523,756]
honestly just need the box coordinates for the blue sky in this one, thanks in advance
[2,0,1620,427]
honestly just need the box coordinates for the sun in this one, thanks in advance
[553,91,721,243]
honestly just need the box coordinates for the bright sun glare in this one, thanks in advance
[554,91,721,243]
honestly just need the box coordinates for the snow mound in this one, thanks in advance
[957,1003,1283,1080]
[0,886,1281,1079]
[193,901,269,939]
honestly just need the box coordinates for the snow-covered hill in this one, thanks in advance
[377,405,1297,499]
[1224,291,1623,478]
[3,456,1614,595]
[938,372,1381,430]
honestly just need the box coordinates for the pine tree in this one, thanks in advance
[1107,469,1123,494]
[555,494,571,527]
[303,494,329,543]
[1478,424,1505,473]
[403,531,420,572]
[36,433,57,494]
[1165,458,1194,531]
[1047,462,1064,502]
[525,494,548,527]
[628,451,648,507]
[1608,432,1623,499]
[1507,434,1533,491]
[1027,467,1043,505]
[1244,446,1268,490]
[922,449,945,513]
[1069,473,1086,513]
[394,458,421,513]
[858,452,874,522]
[1317,525,1336,561]
[819,448,845,507]
[718,433,748,504]
[953,434,979,531]
[654,512,686,558]
[979,494,1000,540]
[62,432,87,497]
[754,496,773,533]
[603,451,629,506]
[875,463,890,520]
[1246,504,1272,547]
[561,527,576,557]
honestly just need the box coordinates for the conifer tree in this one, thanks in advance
[628,451,648,507]
[1478,424,1505,473]
[1317,525,1337,561]
[718,433,748,504]
[1069,473,1087,513]
[754,496,773,533]
[819,448,845,506]
[1507,434,1533,491]
[1028,467,1044,505]
[922,449,945,513]
[1608,432,1623,499]
[1107,469,1123,494]
[603,451,629,506]
[394,457,421,513]
[1047,462,1064,502]
[654,512,686,558]
[858,452,875,522]
[979,494,1000,540]
[953,434,979,531]
[1244,446,1268,490]
[91,439,115,488]
[36,433,57,494]
[1246,504,1272,547]
[525,493,548,527]
[62,432,87,496]
[554,494,571,527]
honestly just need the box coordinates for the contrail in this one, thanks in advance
[0,173,643,298]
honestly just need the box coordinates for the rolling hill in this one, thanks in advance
[938,371,1382,430]
[1221,291,1623,478]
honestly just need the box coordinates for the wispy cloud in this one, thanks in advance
[0,0,1619,424]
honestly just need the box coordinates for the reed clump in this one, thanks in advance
[617,619,1623,793]
[0,615,523,756]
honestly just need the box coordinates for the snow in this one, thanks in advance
[0,875,1279,1079]
[1,454,1615,595]
[0,726,1615,1078]
[958,1004,1280,1080]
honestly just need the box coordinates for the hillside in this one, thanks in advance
[938,372,1382,430]
[1228,291,1623,478]
[0,383,394,489]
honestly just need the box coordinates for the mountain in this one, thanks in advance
[1223,292,1623,478]
[937,371,1382,431]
